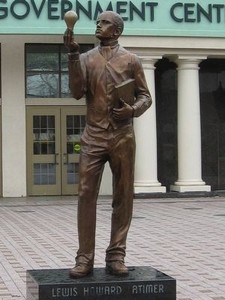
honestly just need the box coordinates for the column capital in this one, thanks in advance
[174,55,207,70]
[139,55,162,70]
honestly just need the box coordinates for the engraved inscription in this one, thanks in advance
[52,287,78,298]
[132,284,164,294]
[83,285,122,296]
[51,284,165,298]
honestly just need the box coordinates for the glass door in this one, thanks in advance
[61,107,86,194]
[27,106,86,196]
[27,107,61,195]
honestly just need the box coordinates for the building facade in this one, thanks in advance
[1,0,225,197]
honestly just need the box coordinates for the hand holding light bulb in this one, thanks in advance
[63,10,79,53]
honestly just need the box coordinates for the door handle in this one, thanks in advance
[63,153,69,165]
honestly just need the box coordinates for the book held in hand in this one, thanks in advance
[115,79,135,107]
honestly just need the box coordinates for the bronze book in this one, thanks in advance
[115,78,135,107]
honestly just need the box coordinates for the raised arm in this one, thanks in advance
[64,29,86,100]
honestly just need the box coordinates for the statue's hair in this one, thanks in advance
[111,11,124,33]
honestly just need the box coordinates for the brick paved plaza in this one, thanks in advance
[0,195,225,300]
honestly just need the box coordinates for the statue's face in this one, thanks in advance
[95,12,118,41]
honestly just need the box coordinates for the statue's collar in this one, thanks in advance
[99,40,119,49]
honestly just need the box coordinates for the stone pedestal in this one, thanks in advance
[26,266,176,300]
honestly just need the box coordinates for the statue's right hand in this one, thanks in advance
[63,28,80,53]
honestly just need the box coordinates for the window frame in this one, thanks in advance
[25,43,93,99]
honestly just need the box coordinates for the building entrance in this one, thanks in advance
[26,106,86,196]
[200,59,225,190]
[155,58,177,190]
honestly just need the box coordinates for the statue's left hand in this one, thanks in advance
[112,100,133,120]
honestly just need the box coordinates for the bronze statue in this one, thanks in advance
[64,10,152,278]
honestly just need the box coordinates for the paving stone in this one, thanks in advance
[0,196,225,299]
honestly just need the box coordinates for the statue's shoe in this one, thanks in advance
[106,261,129,276]
[69,263,93,278]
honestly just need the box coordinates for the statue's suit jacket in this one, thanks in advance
[69,44,152,128]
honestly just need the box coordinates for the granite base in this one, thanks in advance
[26,266,176,300]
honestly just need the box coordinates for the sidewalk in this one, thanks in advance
[0,195,225,300]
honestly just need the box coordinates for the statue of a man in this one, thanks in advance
[64,10,152,278]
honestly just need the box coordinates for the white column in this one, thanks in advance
[134,56,166,194]
[171,56,211,192]
[1,38,27,197]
